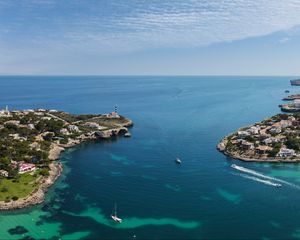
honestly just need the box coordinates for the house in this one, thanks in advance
[277,148,295,158]
[269,127,281,134]
[60,128,69,135]
[256,145,272,154]
[84,122,100,129]
[0,170,8,177]
[4,120,20,126]
[68,125,80,132]
[106,111,120,119]
[279,120,293,128]
[263,137,279,145]
[28,124,35,129]
[49,109,58,113]
[19,162,36,174]
[247,126,260,135]
[237,131,250,139]
[241,140,254,150]
[42,116,52,120]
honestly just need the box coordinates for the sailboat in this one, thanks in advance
[111,203,122,223]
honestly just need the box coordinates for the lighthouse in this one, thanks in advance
[114,105,118,114]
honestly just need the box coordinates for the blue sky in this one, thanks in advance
[1,0,300,75]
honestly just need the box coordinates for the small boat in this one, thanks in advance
[285,90,290,93]
[111,203,122,223]
[175,158,182,164]
[124,132,131,137]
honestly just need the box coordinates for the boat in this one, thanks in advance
[175,157,182,164]
[124,132,131,137]
[111,203,122,223]
[285,90,290,93]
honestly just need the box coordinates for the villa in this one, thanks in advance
[19,162,36,174]
[68,125,80,132]
[277,148,296,158]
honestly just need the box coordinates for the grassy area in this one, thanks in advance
[87,116,130,129]
[0,173,40,202]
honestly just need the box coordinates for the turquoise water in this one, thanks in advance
[1,76,300,239]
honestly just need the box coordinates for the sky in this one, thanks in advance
[0,0,300,75]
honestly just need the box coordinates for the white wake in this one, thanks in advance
[231,164,300,189]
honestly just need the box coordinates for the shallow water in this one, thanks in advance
[0,76,300,239]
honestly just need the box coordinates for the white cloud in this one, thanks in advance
[1,0,300,73]
[2,0,300,53]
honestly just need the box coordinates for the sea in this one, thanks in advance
[0,76,300,240]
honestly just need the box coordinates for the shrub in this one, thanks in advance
[12,196,18,201]
[0,186,8,192]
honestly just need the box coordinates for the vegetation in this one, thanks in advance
[0,108,131,202]
[0,173,39,201]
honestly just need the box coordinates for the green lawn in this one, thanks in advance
[0,173,40,202]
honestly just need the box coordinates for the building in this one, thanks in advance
[60,128,69,135]
[42,117,52,120]
[19,162,36,174]
[0,170,9,177]
[28,124,35,129]
[247,126,260,135]
[256,145,272,154]
[277,148,295,158]
[279,120,293,128]
[68,125,80,132]
[237,131,250,139]
[241,140,254,150]
[269,127,281,134]
[4,120,20,126]
[106,111,120,119]
[263,137,279,145]
[294,99,300,108]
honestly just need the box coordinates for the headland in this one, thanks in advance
[217,113,300,162]
[0,107,132,210]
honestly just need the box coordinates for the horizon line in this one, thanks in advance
[0,74,299,78]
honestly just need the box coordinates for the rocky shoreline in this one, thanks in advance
[0,119,133,211]
[217,138,300,163]
[0,163,63,211]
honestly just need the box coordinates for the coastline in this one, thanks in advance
[0,119,133,211]
[217,135,300,163]
[0,162,62,211]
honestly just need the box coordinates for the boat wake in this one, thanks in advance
[233,173,281,187]
[231,164,300,189]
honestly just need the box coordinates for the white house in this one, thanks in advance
[263,137,279,145]
[269,127,281,134]
[277,148,295,158]
[0,170,8,177]
[237,131,250,139]
[68,125,80,132]
[247,126,260,135]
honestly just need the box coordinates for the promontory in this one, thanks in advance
[0,107,132,210]
[217,113,300,162]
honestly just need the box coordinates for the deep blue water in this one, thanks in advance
[1,76,300,239]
